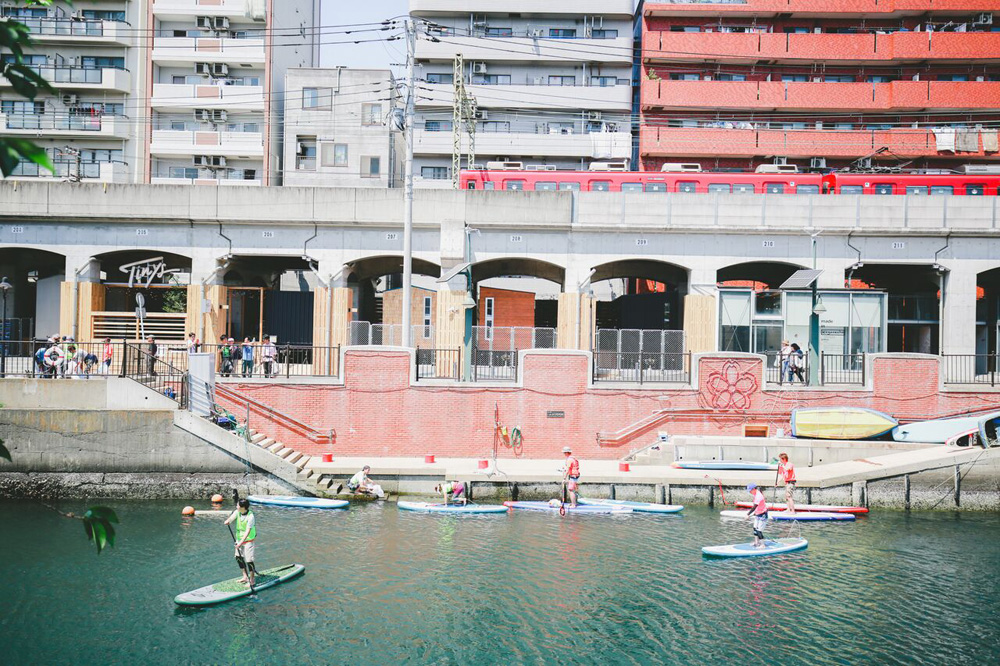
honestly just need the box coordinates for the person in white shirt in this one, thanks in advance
[341,465,385,498]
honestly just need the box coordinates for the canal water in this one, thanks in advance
[2,500,998,665]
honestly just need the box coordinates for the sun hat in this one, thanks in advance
[562,446,572,453]
[747,483,757,491]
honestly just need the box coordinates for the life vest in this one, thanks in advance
[566,456,580,477]
[236,510,256,541]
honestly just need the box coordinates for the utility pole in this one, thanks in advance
[401,18,416,348]
[451,55,477,189]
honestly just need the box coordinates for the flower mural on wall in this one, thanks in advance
[704,360,759,411]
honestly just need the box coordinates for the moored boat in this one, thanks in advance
[791,407,897,440]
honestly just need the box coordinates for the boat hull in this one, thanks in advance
[791,407,897,440]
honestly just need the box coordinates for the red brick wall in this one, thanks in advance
[221,349,1000,460]
[478,287,535,328]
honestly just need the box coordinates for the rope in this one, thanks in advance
[925,447,991,511]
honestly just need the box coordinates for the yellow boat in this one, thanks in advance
[791,407,898,440]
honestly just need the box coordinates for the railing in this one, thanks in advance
[15,64,126,84]
[1,318,34,342]
[18,17,112,37]
[820,352,866,386]
[120,342,187,407]
[763,351,810,386]
[941,354,998,386]
[0,340,125,378]
[472,349,517,382]
[415,348,461,381]
[3,113,115,131]
[10,159,105,178]
[163,343,341,379]
[92,311,187,341]
[592,351,691,384]
[214,383,334,447]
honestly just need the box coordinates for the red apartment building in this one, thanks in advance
[640,1,1000,172]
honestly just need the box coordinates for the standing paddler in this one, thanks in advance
[224,499,257,587]
[562,446,580,508]
[745,483,768,548]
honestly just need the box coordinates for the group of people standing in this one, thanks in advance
[185,333,279,378]
[777,340,806,383]
[33,336,114,378]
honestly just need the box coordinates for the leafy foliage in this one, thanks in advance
[82,506,119,555]
[162,286,189,314]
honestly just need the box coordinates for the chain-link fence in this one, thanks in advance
[472,326,558,382]
[593,329,687,382]
[349,321,436,348]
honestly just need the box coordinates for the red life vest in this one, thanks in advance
[566,456,580,477]
[779,462,796,484]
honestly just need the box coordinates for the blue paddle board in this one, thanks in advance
[174,564,305,605]
[892,416,980,443]
[578,498,683,514]
[397,501,508,514]
[720,509,854,522]
[671,460,777,471]
[702,538,808,558]
[503,501,633,514]
[246,495,349,509]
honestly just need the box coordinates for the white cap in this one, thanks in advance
[562,446,572,453]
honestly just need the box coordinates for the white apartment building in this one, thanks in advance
[0,0,318,186]
[283,68,403,188]
[409,0,634,188]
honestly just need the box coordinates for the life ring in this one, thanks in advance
[44,347,66,367]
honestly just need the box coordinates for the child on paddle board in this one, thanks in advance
[778,453,797,514]
[435,481,467,506]
[562,446,580,508]
[745,483,768,548]
[224,499,257,587]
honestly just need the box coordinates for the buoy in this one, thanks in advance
[619,462,631,472]
[425,454,436,464]
[210,494,224,503]
[477,459,489,469]
[181,506,195,516]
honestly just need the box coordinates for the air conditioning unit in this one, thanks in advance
[195,62,212,75]
[473,63,487,74]
[474,109,488,120]
[61,94,80,106]
[210,109,227,123]
[810,157,827,169]
[196,16,213,30]
[962,164,1000,174]
[213,16,230,30]
[486,161,523,170]
[755,164,800,174]
[211,63,229,76]
[194,109,212,121]
[660,162,702,172]
[975,13,993,25]
[587,111,603,121]
[589,161,628,172]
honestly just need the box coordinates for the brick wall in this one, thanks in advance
[221,348,1000,460]
[478,287,535,328]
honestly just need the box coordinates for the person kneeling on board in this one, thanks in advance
[224,499,257,587]
[435,481,467,506]
[561,446,580,508]
[343,465,386,498]
[778,453,797,515]
[746,483,768,548]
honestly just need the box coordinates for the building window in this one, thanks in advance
[81,56,125,69]
[321,143,348,167]
[484,297,494,340]
[590,76,618,87]
[1,100,44,115]
[424,120,453,132]
[670,26,701,33]
[421,166,450,180]
[168,167,200,179]
[472,74,511,85]
[591,29,618,39]
[783,27,809,34]
[866,76,892,83]
[81,10,126,21]
[548,75,576,86]
[670,73,700,81]
[481,121,510,133]
[824,75,855,82]
[781,74,808,82]
[426,73,453,84]
[296,137,317,170]
[717,74,746,81]
[361,155,381,178]
[423,297,432,337]
[485,27,513,37]
[937,75,968,81]
[549,29,577,39]
[302,87,332,109]
[361,103,383,125]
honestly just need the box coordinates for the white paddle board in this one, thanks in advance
[702,538,808,558]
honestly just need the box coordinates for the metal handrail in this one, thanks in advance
[215,383,334,444]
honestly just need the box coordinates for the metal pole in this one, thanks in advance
[808,234,820,386]
[401,19,416,348]
[1,286,7,378]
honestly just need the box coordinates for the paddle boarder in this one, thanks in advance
[745,483,768,548]
[562,446,580,508]
[342,465,386,498]
[778,453,797,514]
[435,481,467,506]
[224,499,257,587]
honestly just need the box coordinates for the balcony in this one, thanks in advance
[0,66,130,92]
[152,37,265,66]
[644,31,1000,64]
[415,129,631,159]
[20,17,131,46]
[151,83,265,111]
[644,1,1000,17]
[418,83,632,111]
[640,125,997,159]
[641,80,1000,111]
[150,129,264,157]
[415,36,632,64]
[1,160,129,183]
[411,0,633,17]
[152,0,262,20]
[151,175,262,187]
[0,113,129,139]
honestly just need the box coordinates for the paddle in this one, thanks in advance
[226,522,255,594]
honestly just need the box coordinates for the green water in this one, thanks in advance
[2,500,999,665]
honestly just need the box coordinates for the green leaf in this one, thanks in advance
[83,506,118,554]
[0,138,54,177]
[0,437,10,463]
[85,506,119,524]
[2,62,54,98]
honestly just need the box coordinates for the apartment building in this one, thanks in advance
[640,1,1000,172]
[282,68,403,188]
[0,0,318,185]
[409,0,635,187]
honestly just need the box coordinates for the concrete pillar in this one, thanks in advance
[435,289,470,377]
[557,292,595,350]
[941,265,978,355]
[685,265,718,353]
[313,286,352,351]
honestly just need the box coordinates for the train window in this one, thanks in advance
[765,183,785,194]
[874,183,894,195]
[465,182,477,190]
[797,185,820,194]
[504,180,525,191]
[906,186,928,195]
[677,181,697,193]
[558,182,581,191]
[483,182,495,190]
[590,181,612,191]
[708,183,731,194]
[535,181,557,191]
[840,185,863,194]
[930,186,953,196]
[733,183,755,193]
[966,184,985,196]
[621,182,644,192]
[646,182,668,192]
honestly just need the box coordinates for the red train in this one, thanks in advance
[459,167,1000,196]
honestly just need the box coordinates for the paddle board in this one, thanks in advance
[791,407,897,440]
[702,538,808,558]
[734,501,868,515]
[978,413,1000,448]
[503,501,633,514]
[945,428,980,447]
[246,495,349,509]
[578,498,684,514]
[671,461,777,471]
[720,510,854,522]
[397,501,508,514]
[174,564,305,606]
[892,416,980,443]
